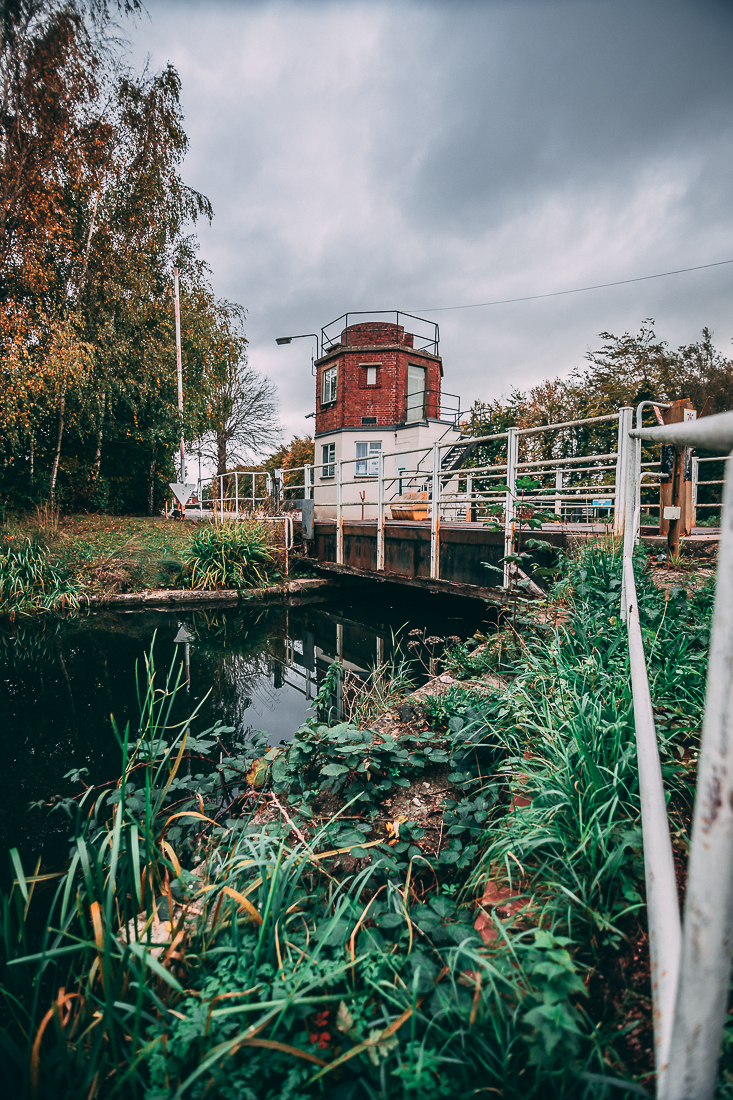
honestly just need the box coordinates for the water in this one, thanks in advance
[0,586,495,867]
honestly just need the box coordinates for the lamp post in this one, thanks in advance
[275,333,320,376]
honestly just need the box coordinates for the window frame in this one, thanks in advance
[321,364,338,405]
[359,361,381,390]
[321,442,335,478]
[406,363,427,421]
[355,440,382,477]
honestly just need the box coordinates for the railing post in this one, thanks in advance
[336,459,343,565]
[620,425,638,620]
[663,450,733,1099]
[430,441,440,580]
[377,452,385,571]
[691,454,699,529]
[467,473,473,522]
[305,463,313,500]
[614,407,633,536]
[219,474,224,523]
[235,471,239,516]
[554,468,563,518]
[503,428,518,587]
[252,472,256,511]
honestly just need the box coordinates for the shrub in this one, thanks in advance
[181,519,273,589]
[0,535,80,619]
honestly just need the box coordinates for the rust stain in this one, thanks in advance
[701,774,723,833]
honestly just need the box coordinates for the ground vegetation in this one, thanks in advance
[1,538,727,1096]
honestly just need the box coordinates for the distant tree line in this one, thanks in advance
[0,0,280,515]
[462,321,733,463]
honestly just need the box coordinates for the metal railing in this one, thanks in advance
[320,310,440,357]
[622,410,733,1097]
[279,410,632,584]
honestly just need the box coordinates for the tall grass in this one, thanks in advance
[181,521,273,590]
[461,539,714,1083]
[0,535,80,619]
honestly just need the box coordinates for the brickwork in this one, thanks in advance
[315,321,442,435]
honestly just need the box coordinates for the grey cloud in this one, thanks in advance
[131,0,733,442]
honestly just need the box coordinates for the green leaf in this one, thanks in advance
[320,763,350,777]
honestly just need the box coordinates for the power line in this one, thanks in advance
[412,258,733,314]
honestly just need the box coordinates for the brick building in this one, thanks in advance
[312,313,461,520]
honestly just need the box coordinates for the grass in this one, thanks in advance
[0,515,287,605]
[0,535,81,620]
[2,539,729,1097]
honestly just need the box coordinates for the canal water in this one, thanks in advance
[0,586,495,867]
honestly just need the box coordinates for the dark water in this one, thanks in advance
[0,585,495,867]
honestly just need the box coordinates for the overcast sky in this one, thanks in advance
[130,0,733,448]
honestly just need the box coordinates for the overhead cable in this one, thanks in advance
[411,258,733,313]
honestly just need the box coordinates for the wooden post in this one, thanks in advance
[659,398,696,558]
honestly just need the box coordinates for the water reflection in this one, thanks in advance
[0,587,494,863]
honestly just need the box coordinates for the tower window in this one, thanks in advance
[406,364,426,420]
[321,442,335,478]
[322,365,337,404]
[360,362,380,388]
[361,417,377,425]
[356,440,381,476]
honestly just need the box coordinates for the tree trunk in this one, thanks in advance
[91,391,106,479]
[147,444,157,516]
[217,432,227,476]
[49,389,66,497]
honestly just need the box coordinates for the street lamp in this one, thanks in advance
[276,332,320,375]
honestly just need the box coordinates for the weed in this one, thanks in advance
[343,647,415,728]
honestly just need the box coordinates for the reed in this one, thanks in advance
[180,520,273,590]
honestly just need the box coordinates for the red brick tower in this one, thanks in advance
[314,317,443,436]
[312,312,459,516]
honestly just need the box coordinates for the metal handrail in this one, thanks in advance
[625,409,733,1097]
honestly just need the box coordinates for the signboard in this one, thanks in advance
[169,483,197,507]
[592,499,613,507]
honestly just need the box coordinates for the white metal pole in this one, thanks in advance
[691,455,699,529]
[621,422,639,620]
[430,441,440,580]
[336,459,343,565]
[377,451,385,571]
[503,428,518,587]
[173,267,185,482]
[614,408,633,537]
[554,468,563,518]
[623,553,681,1084]
[219,474,224,522]
[235,471,239,516]
[664,450,733,1099]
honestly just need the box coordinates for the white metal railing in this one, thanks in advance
[297,411,631,582]
[623,409,733,1097]
[200,402,724,588]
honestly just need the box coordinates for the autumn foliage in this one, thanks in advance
[0,1,278,515]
